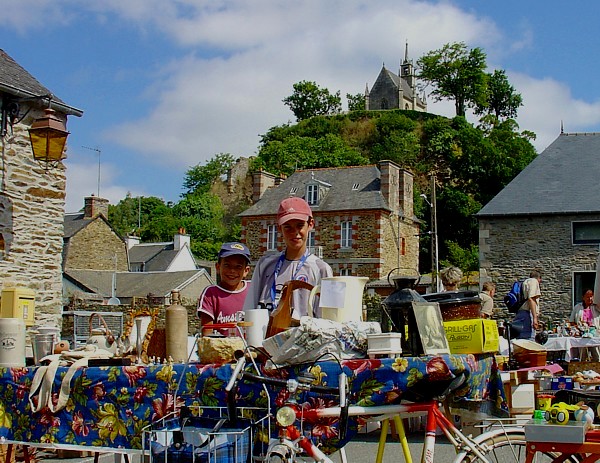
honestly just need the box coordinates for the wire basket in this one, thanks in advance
[143,406,270,463]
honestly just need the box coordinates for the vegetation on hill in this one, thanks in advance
[108,42,537,274]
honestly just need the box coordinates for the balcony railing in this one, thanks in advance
[308,246,323,258]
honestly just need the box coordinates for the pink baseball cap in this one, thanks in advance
[277,197,313,225]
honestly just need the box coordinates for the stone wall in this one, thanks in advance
[0,106,66,327]
[479,213,600,323]
[64,218,128,270]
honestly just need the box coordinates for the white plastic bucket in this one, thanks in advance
[0,318,26,367]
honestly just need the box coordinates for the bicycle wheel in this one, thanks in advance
[453,429,579,463]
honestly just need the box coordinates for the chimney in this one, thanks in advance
[84,195,109,219]
[125,235,140,250]
[399,168,414,219]
[174,227,190,251]
[252,170,277,203]
[379,160,400,215]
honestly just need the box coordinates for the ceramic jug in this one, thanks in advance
[308,276,368,322]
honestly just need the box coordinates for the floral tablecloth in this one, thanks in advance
[0,353,506,452]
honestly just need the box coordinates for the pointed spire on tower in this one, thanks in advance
[404,41,409,63]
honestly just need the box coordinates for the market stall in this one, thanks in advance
[543,335,600,362]
[0,353,506,453]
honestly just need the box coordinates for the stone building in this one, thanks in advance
[63,195,128,272]
[0,48,82,327]
[477,132,600,322]
[239,161,420,280]
[366,47,427,112]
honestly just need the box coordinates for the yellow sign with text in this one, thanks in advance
[443,319,499,354]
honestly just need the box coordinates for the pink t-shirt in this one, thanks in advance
[582,307,594,325]
[197,281,250,324]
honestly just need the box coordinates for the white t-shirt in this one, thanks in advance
[243,251,333,318]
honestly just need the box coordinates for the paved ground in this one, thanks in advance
[31,431,459,463]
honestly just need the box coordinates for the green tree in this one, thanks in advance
[255,133,368,176]
[283,80,342,121]
[417,42,488,117]
[183,153,235,195]
[346,92,366,111]
[475,70,523,120]
[173,192,227,260]
[108,195,173,238]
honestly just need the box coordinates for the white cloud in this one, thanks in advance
[64,159,143,212]
[105,0,503,169]
[511,73,600,151]
[5,0,600,208]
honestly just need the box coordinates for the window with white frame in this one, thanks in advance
[307,230,316,248]
[339,268,352,276]
[340,221,352,248]
[572,221,600,244]
[306,184,318,206]
[267,224,277,250]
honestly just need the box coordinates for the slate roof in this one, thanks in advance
[64,212,92,238]
[371,65,426,107]
[477,133,600,217]
[0,48,82,116]
[64,269,210,298]
[128,243,180,271]
[238,165,393,218]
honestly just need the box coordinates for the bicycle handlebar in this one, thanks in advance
[241,371,340,395]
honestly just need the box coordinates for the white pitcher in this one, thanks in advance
[308,276,369,322]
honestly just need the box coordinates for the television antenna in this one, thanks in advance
[82,146,101,197]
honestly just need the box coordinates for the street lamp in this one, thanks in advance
[420,175,439,292]
[1,95,73,169]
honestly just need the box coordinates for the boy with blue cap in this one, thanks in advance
[197,242,251,327]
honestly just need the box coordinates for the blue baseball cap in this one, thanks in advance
[218,242,251,263]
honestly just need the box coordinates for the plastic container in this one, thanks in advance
[0,318,25,367]
[422,290,482,321]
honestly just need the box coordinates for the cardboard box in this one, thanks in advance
[443,319,499,354]
[524,419,590,443]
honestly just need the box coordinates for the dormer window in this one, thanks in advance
[306,184,318,206]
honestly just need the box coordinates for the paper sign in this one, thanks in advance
[320,280,347,308]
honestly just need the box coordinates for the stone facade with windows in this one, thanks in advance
[239,161,420,281]
[478,133,600,321]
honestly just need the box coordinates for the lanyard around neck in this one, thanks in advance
[270,250,309,304]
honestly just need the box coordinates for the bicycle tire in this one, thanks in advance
[453,428,579,463]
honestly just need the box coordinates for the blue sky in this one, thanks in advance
[1,1,599,212]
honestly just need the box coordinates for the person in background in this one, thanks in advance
[569,288,600,360]
[440,266,462,292]
[197,242,251,329]
[569,288,598,325]
[479,281,496,318]
[243,197,333,319]
[513,270,542,340]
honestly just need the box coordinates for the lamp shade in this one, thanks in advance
[28,108,69,164]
